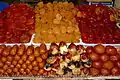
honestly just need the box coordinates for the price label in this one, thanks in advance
[89,2,113,7]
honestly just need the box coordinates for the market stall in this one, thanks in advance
[0,0,120,79]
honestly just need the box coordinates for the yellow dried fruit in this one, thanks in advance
[34,2,81,43]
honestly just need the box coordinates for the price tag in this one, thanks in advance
[89,2,113,7]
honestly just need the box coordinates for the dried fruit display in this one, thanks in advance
[44,42,91,75]
[0,43,120,76]
[0,44,48,76]
[34,2,80,43]
[87,44,120,76]
[76,4,120,44]
[0,3,35,43]
[0,42,92,76]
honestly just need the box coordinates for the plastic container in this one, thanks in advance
[0,2,9,11]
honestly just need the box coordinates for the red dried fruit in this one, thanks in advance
[103,61,114,70]
[100,54,109,62]
[86,46,93,54]
[92,61,103,69]
[94,44,105,54]
[111,67,120,75]
[89,52,99,61]
[101,68,110,76]
[90,68,100,76]
[106,46,117,55]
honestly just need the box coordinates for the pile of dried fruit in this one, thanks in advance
[0,42,120,76]
[34,2,80,43]
[86,44,120,76]
[0,3,34,43]
[0,44,49,76]
[76,4,120,44]
[45,42,91,75]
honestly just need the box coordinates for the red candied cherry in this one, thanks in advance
[100,54,109,62]
[92,61,103,69]
[103,61,114,70]
[94,44,105,54]
[89,52,100,61]
[106,46,117,55]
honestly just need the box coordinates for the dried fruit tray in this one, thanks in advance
[0,2,120,79]
[0,41,120,79]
